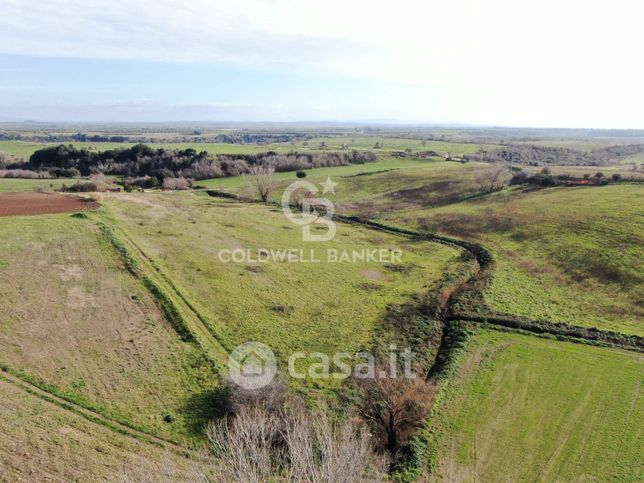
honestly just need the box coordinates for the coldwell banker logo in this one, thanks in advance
[282,177,338,242]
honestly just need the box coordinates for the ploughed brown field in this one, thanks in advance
[0,192,98,217]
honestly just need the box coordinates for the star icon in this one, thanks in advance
[320,177,338,195]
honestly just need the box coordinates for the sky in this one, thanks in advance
[0,0,642,128]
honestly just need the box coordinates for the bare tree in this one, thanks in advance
[475,164,511,193]
[248,165,276,202]
[207,400,386,482]
[208,403,278,482]
[354,369,435,452]
[161,177,191,190]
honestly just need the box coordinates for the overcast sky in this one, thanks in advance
[1,0,642,127]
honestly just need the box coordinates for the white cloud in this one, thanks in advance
[0,0,642,127]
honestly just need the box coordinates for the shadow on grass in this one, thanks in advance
[182,386,228,438]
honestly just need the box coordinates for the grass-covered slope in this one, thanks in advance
[430,330,643,482]
[383,185,643,334]
[199,160,644,334]
[0,214,218,443]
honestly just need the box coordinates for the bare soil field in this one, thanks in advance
[0,192,98,217]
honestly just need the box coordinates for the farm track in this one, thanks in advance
[97,219,230,366]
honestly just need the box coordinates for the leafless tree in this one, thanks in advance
[283,405,386,482]
[162,177,191,190]
[475,164,511,193]
[207,399,386,482]
[354,369,435,452]
[247,165,276,202]
[208,403,278,482]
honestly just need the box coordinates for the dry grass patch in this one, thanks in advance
[0,214,219,444]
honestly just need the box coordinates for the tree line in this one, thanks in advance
[467,143,644,165]
[14,144,377,185]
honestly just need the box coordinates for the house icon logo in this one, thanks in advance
[228,342,277,389]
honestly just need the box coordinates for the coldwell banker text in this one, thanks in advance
[217,248,403,264]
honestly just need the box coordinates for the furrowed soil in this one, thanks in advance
[0,192,98,217]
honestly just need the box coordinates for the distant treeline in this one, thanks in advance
[17,144,377,184]
[213,132,314,144]
[0,131,314,145]
[467,143,644,165]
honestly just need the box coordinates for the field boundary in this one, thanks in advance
[0,365,207,460]
[96,220,230,366]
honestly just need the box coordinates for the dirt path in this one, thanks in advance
[98,220,230,365]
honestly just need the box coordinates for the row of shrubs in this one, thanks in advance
[510,168,630,187]
[455,313,643,350]
[62,176,191,192]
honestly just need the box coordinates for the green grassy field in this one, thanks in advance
[303,136,484,156]
[0,214,218,444]
[0,178,77,192]
[200,160,644,334]
[199,156,445,190]
[382,185,643,335]
[98,191,462,390]
[202,158,485,217]
[0,138,484,161]
[430,329,643,482]
[1,130,642,481]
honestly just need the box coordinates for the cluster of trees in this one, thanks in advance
[70,133,128,142]
[209,379,387,481]
[213,132,314,144]
[22,144,377,186]
[0,168,50,179]
[468,143,644,166]
[0,131,132,143]
[510,168,625,187]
